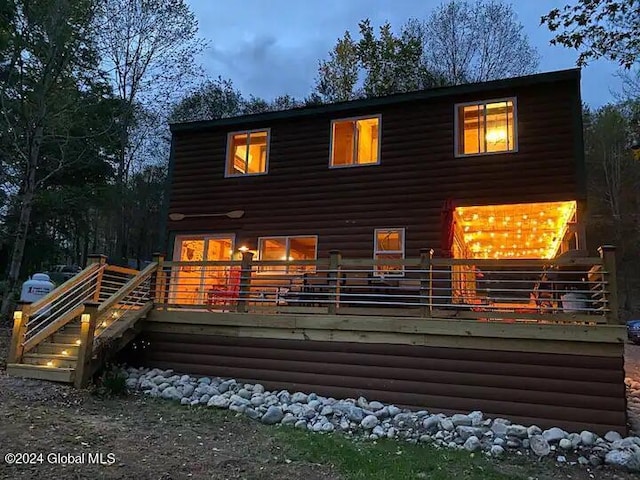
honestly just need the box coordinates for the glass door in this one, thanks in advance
[171,235,235,305]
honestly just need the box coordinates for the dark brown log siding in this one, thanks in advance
[132,331,625,435]
[167,74,584,258]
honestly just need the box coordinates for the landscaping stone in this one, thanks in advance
[530,435,551,457]
[261,406,284,425]
[124,367,640,474]
[361,415,379,429]
[542,427,567,443]
[463,436,481,452]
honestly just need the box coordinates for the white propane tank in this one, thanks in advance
[20,273,55,304]
[561,292,587,313]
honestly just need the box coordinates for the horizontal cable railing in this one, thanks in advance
[94,264,155,340]
[155,253,612,324]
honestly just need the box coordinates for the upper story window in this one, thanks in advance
[456,99,516,156]
[226,129,269,176]
[330,115,381,167]
[374,228,405,277]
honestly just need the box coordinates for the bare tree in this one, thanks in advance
[408,0,539,85]
[95,0,205,262]
[0,0,103,318]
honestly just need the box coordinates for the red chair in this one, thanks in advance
[206,267,241,310]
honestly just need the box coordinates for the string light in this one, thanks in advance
[454,201,577,259]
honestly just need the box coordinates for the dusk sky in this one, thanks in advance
[186,0,624,107]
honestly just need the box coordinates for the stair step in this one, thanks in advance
[6,363,74,383]
[51,333,82,344]
[22,353,78,369]
[34,343,79,356]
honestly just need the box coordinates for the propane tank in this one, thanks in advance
[20,273,55,303]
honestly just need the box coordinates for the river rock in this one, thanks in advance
[291,392,308,404]
[369,401,384,411]
[463,436,481,452]
[261,406,284,425]
[423,416,441,433]
[506,425,528,439]
[542,427,567,443]
[451,414,472,426]
[530,435,551,457]
[361,415,379,429]
[490,445,505,456]
[160,387,181,401]
[580,431,596,446]
[491,422,508,437]
[559,438,572,450]
[604,431,623,443]
[605,450,640,472]
[456,426,485,441]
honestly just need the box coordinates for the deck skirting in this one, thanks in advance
[127,310,627,435]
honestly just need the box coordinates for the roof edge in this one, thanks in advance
[170,68,581,134]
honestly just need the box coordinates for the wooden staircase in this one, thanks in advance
[6,257,157,386]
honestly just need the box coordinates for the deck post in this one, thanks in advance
[598,245,620,324]
[420,248,434,317]
[151,253,165,306]
[328,250,342,315]
[236,251,254,313]
[74,302,99,388]
[8,301,28,363]
[86,254,107,302]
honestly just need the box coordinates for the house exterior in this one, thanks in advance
[166,69,585,273]
[130,69,627,435]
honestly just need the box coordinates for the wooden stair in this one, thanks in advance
[6,260,158,386]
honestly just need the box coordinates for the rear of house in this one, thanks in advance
[166,69,586,296]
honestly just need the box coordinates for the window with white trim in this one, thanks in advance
[456,98,516,156]
[330,116,381,167]
[258,235,317,273]
[374,228,405,276]
[226,129,269,176]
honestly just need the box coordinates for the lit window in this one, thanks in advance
[258,236,317,273]
[374,228,405,276]
[456,99,516,155]
[226,129,269,176]
[331,116,380,167]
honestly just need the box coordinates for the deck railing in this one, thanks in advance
[152,246,619,325]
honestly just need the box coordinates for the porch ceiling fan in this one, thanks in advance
[169,210,245,221]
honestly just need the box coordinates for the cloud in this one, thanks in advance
[188,0,623,106]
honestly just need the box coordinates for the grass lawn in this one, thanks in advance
[277,427,514,480]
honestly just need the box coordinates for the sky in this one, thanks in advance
[186,0,624,107]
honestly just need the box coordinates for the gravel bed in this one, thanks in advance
[124,366,640,473]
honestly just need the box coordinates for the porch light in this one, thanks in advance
[169,210,245,221]
[238,246,249,253]
[46,361,54,367]
[75,339,81,345]
[61,350,68,356]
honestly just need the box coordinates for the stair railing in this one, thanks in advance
[13,262,107,360]
[74,262,157,388]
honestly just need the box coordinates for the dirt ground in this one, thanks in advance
[0,326,639,480]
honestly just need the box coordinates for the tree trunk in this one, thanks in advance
[0,126,43,319]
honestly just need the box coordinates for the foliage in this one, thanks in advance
[92,363,128,397]
[541,0,640,68]
[95,0,205,263]
[583,100,640,315]
[407,0,539,85]
[316,30,360,102]
[170,78,307,123]
[315,20,442,102]
[0,0,109,317]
